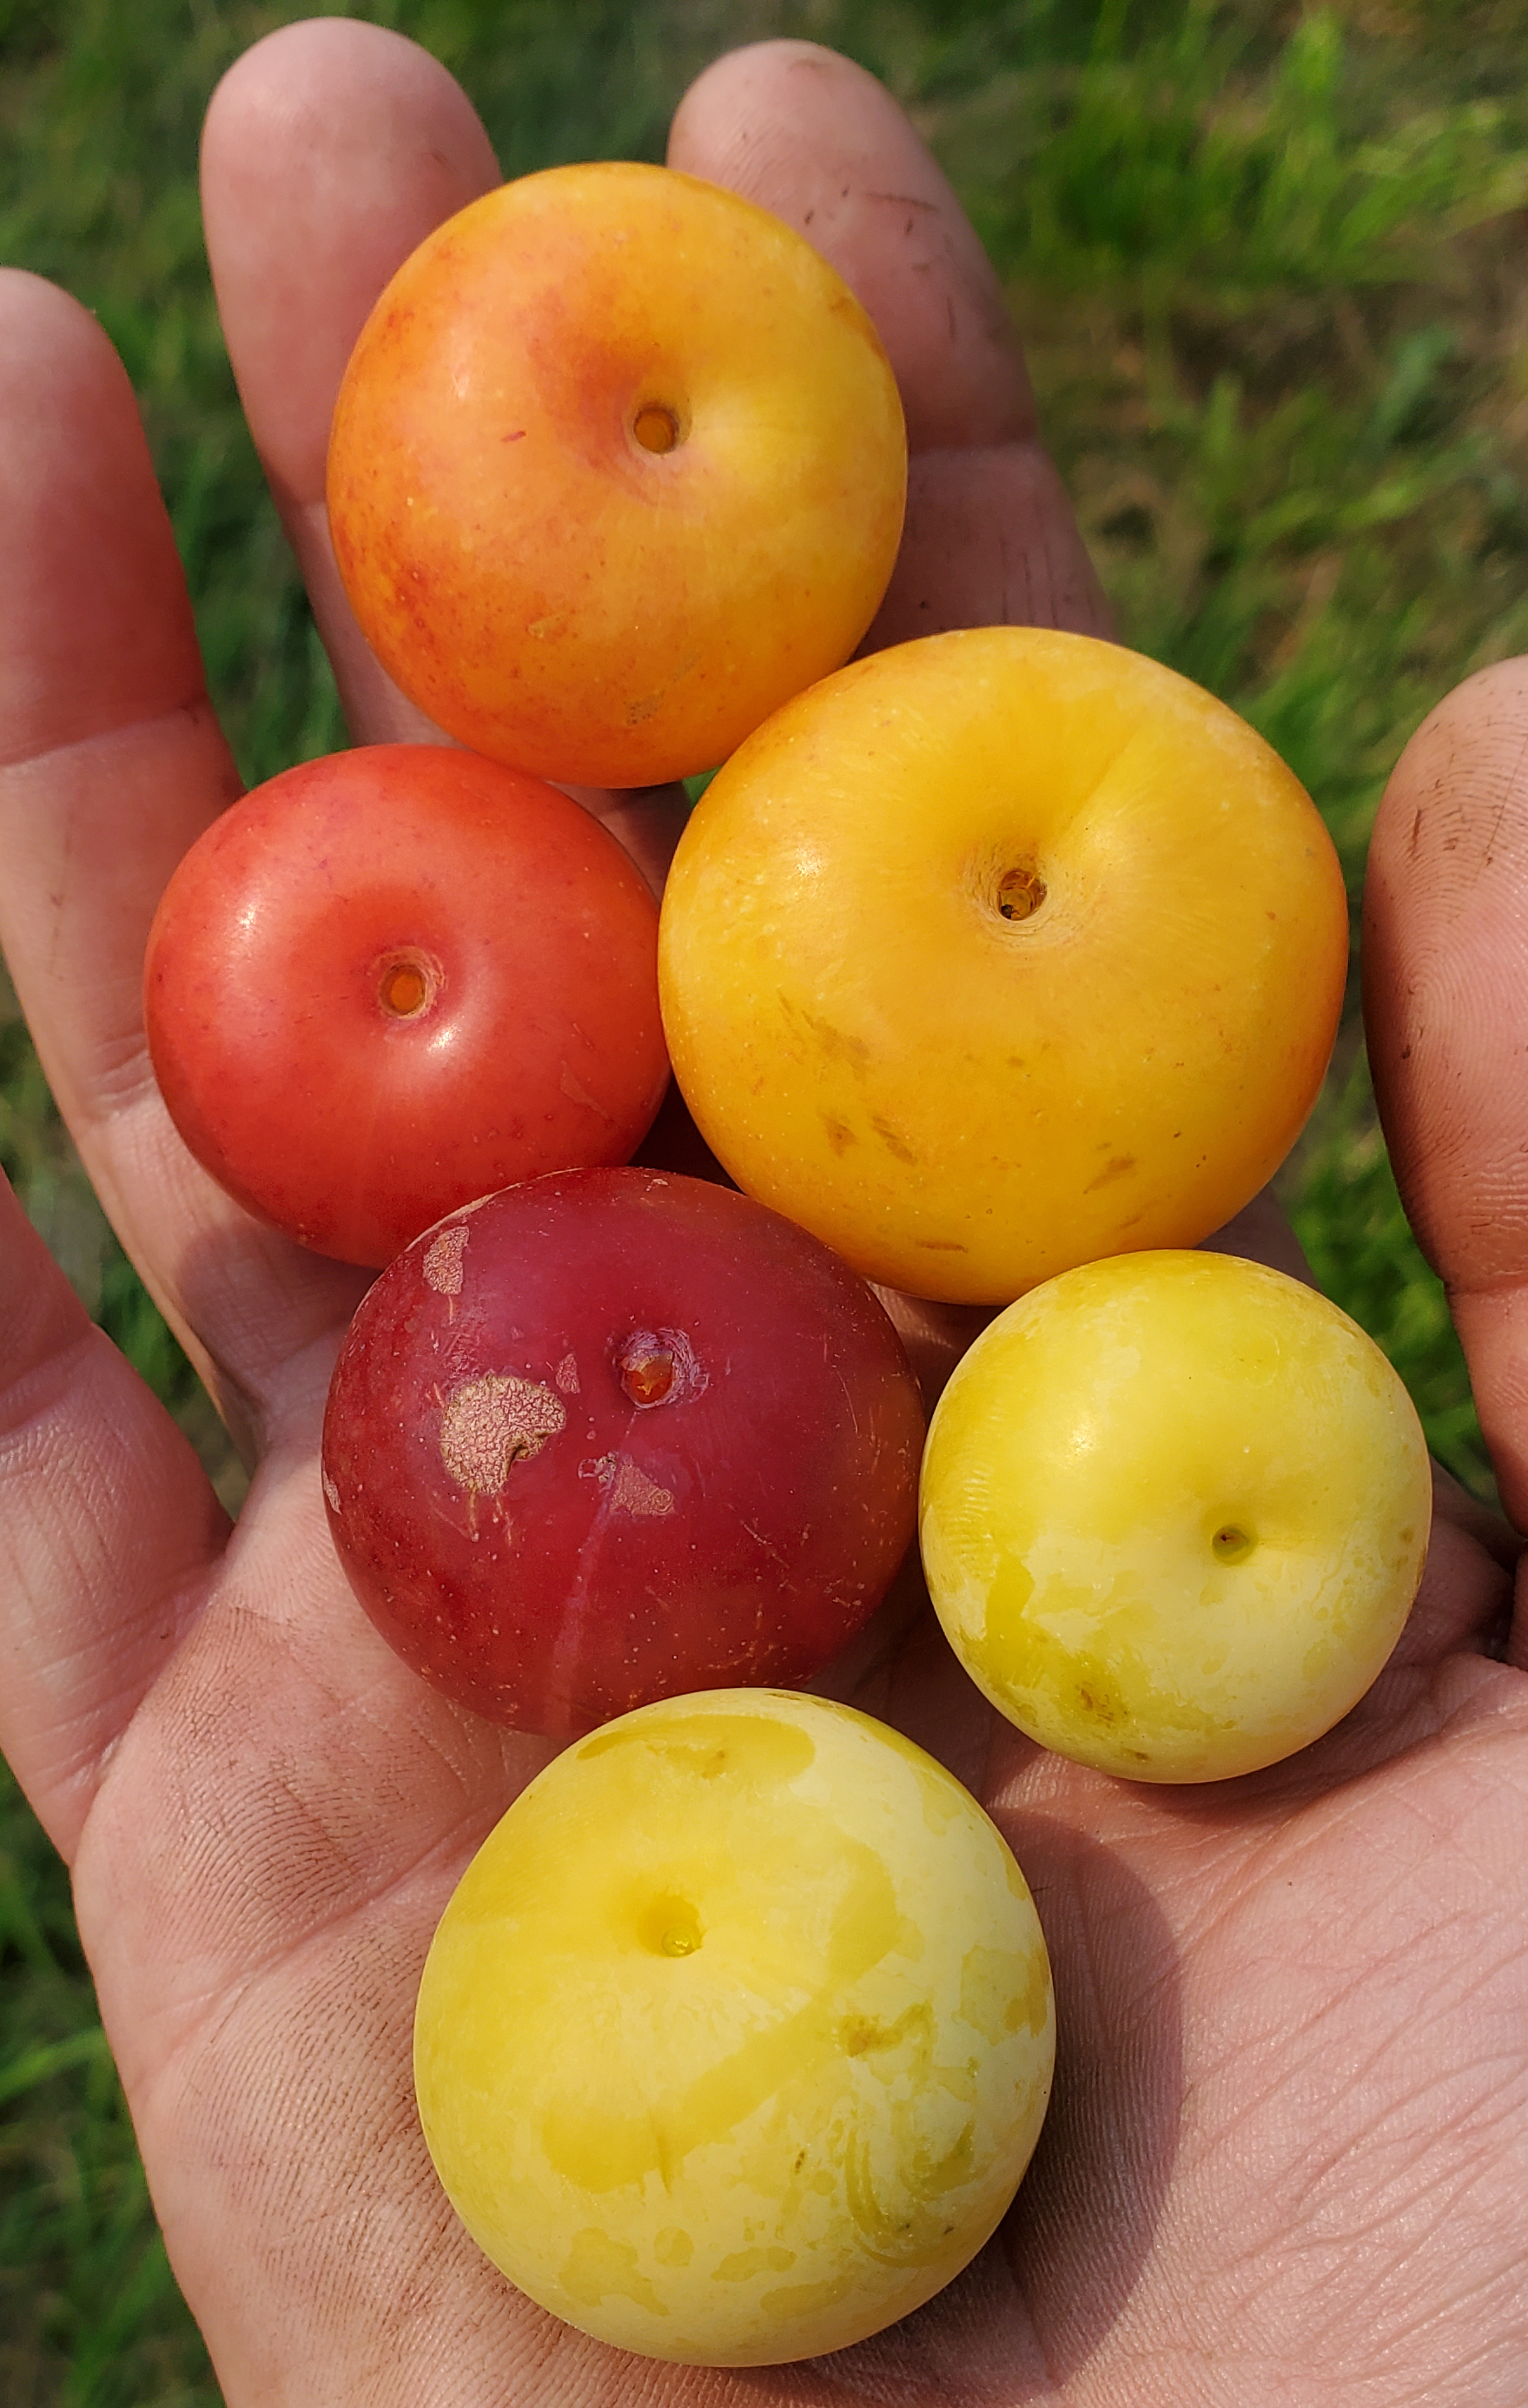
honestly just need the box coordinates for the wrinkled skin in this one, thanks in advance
[0,25,1525,2408]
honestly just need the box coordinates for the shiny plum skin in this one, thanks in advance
[143,744,669,1266]
[327,162,906,791]
[321,1168,927,1737]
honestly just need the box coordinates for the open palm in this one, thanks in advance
[0,27,1524,2406]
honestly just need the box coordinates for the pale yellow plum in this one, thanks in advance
[658,625,1348,1304]
[327,161,906,790]
[919,1250,1432,1783]
[413,1690,1054,2365]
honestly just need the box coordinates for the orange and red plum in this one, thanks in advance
[327,162,907,788]
[144,744,668,1265]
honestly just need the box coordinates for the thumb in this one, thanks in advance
[1363,656,1528,1529]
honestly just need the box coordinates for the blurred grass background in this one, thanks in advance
[3,0,1528,2396]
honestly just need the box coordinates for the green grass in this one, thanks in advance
[1,1784,213,2406]
[3,0,1525,2393]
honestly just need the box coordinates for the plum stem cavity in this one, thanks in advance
[638,1893,704,1956]
[615,1326,704,1407]
[374,946,442,1020]
[997,864,1048,922]
[632,402,682,454]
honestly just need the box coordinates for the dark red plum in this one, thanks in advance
[321,1167,925,1736]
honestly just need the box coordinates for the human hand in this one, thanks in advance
[0,22,1524,2405]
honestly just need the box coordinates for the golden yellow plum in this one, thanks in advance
[327,161,906,789]
[658,625,1349,1304]
[413,1689,1054,2365]
[919,1249,1432,1782]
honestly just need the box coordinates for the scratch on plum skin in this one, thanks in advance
[440,1375,567,1495]
[559,1065,614,1117]
[740,1520,792,1574]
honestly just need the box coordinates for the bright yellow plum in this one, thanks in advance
[658,625,1349,1304]
[919,1250,1432,1782]
[413,1689,1054,2365]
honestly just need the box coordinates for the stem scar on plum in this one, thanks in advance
[1213,1523,1255,1563]
[621,1346,675,1405]
[372,945,444,1022]
[615,1326,705,1406]
[996,863,1048,922]
[638,1894,704,1956]
[631,401,684,455]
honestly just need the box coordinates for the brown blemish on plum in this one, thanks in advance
[781,996,872,1069]
[622,654,698,726]
[1075,1683,1119,1723]
[823,1114,857,1154]
[440,1375,566,1493]
[422,1224,469,1295]
[1086,1154,1136,1190]
[840,2014,887,2056]
[870,1115,919,1166]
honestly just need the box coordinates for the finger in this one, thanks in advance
[1363,657,1528,1538]
[200,17,497,751]
[0,271,369,1453]
[668,39,1114,648]
[0,1169,226,1856]
[202,16,690,880]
